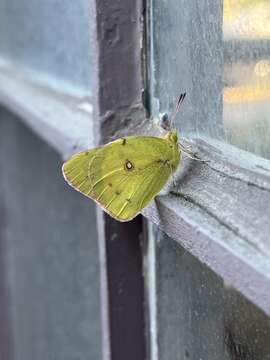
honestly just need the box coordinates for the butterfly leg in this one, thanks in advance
[180,143,193,151]
[179,142,209,163]
[169,164,178,187]
[179,142,199,159]
[170,190,191,204]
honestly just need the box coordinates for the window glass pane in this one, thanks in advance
[145,225,270,360]
[0,0,92,96]
[224,0,270,159]
[0,109,101,360]
[148,0,270,160]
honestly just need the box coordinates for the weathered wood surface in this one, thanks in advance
[143,139,270,315]
[0,65,94,158]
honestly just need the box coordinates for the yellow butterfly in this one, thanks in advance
[62,94,189,222]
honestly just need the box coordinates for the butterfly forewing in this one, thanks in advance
[62,135,180,221]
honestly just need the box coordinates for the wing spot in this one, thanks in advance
[108,183,112,187]
[126,198,131,203]
[115,190,121,195]
[125,160,134,171]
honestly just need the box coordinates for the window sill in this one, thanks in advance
[0,62,94,159]
[143,138,270,315]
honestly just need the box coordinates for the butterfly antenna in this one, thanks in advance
[169,92,186,129]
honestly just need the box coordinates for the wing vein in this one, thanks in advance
[91,168,124,189]
[104,175,129,209]
[117,164,163,219]
[138,163,164,210]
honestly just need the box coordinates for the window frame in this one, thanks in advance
[0,1,147,359]
[0,0,270,359]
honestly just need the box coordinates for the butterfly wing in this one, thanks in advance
[62,136,180,221]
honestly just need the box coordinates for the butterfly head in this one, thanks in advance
[165,131,178,144]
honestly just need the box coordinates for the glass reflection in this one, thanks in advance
[223,0,270,159]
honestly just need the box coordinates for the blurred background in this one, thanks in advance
[0,1,102,359]
[223,0,270,158]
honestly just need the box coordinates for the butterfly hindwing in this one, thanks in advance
[62,135,180,221]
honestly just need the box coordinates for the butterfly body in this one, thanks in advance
[62,131,181,221]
